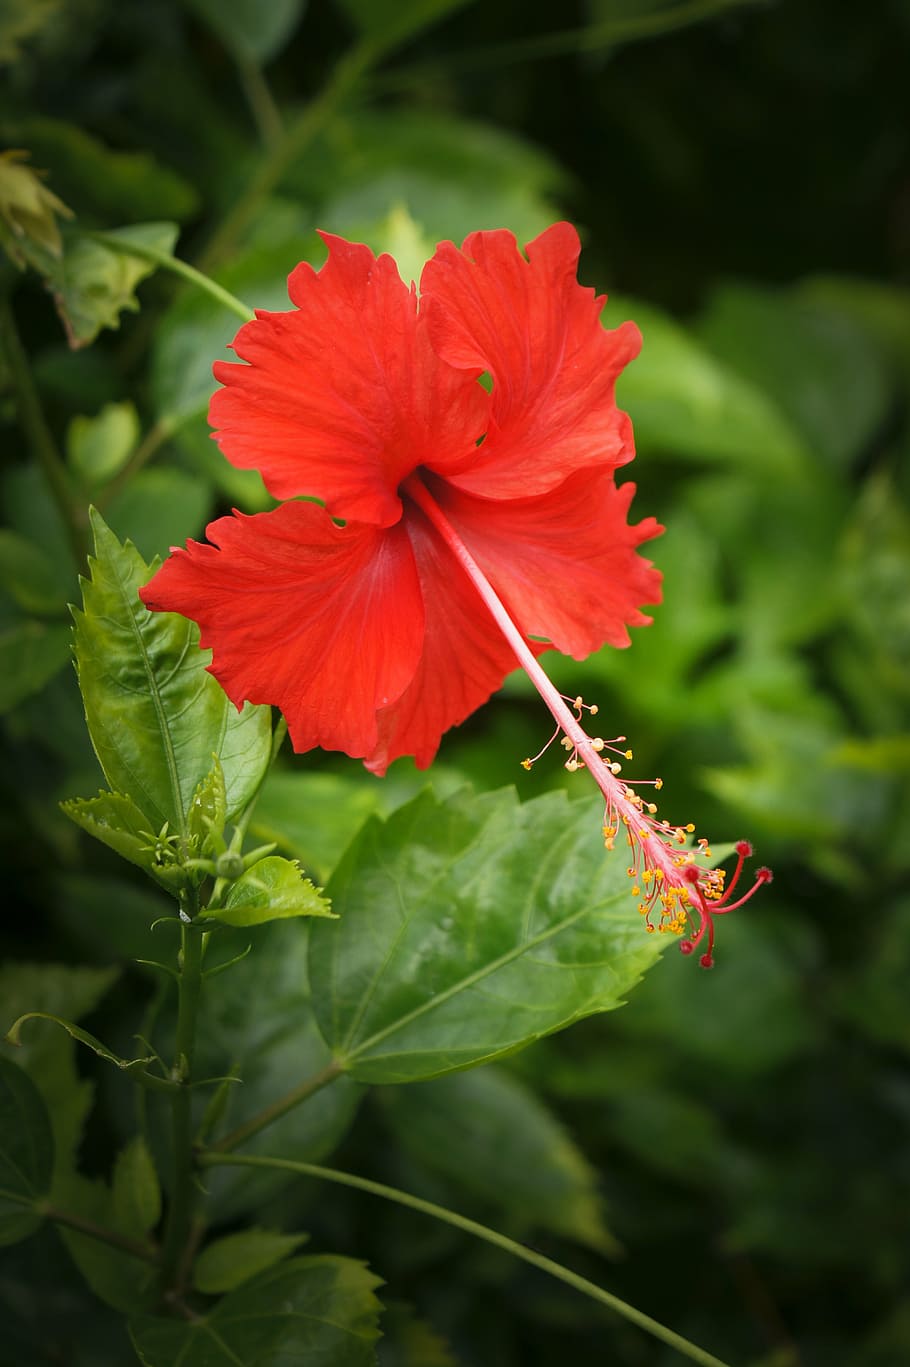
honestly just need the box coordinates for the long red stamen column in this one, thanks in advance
[403,473,772,966]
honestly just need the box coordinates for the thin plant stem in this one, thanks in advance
[375,0,754,89]
[0,298,87,565]
[196,41,378,272]
[87,232,255,323]
[159,921,205,1293]
[237,56,285,147]
[207,1058,344,1154]
[198,1152,733,1367]
[96,415,178,511]
[35,1202,157,1262]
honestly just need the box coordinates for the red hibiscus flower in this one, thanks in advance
[140,221,771,961]
[140,222,660,774]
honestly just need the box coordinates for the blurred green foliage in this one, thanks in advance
[1,1,909,1364]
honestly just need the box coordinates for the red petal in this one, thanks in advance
[364,504,541,775]
[420,222,641,500]
[139,502,424,759]
[434,470,663,658]
[209,234,487,527]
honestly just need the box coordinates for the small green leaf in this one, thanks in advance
[383,1066,616,1252]
[208,856,333,928]
[309,787,667,1084]
[50,222,179,349]
[112,1137,161,1236]
[67,401,139,488]
[613,294,809,475]
[0,529,64,615]
[0,148,72,268]
[187,757,227,855]
[193,1228,309,1294]
[131,1256,382,1366]
[72,510,271,834]
[0,1056,54,1246]
[181,0,305,62]
[4,1013,172,1090]
[60,791,185,891]
[0,619,70,713]
[53,1169,157,1312]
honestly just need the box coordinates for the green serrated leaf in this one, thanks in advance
[181,0,305,62]
[72,510,271,834]
[67,401,139,488]
[382,1066,616,1252]
[207,856,333,928]
[61,791,186,891]
[112,1137,161,1236]
[0,1056,54,1247]
[193,1228,309,1294]
[309,787,667,1084]
[49,222,179,349]
[0,618,70,713]
[131,1256,382,1366]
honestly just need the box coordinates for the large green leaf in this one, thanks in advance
[0,1057,54,1246]
[72,511,271,833]
[381,1065,615,1251]
[613,295,809,474]
[130,1255,383,1366]
[309,787,666,1084]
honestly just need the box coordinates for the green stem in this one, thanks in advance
[159,922,206,1293]
[0,298,87,566]
[38,1202,157,1262]
[208,1058,344,1154]
[376,0,755,88]
[196,41,378,272]
[237,56,285,147]
[87,232,254,323]
[96,415,178,511]
[198,1153,732,1367]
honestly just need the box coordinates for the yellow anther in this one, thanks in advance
[686,823,695,833]
[591,737,604,752]
[631,886,640,897]
[610,761,622,774]
[646,802,657,814]
[520,758,533,771]
[624,749,633,760]
[646,924,655,933]
[654,777,664,790]
[589,704,598,716]
[565,759,580,772]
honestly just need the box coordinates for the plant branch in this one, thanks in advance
[0,297,87,566]
[38,1202,157,1262]
[159,920,206,1293]
[87,233,255,323]
[195,40,379,272]
[237,56,284,147]
[207,1057,344,1153]
[198,1153,733,1367]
